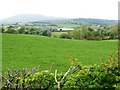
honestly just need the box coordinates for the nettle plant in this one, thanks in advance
[1,55,120,90]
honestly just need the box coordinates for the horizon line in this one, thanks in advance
[0,13,118,21]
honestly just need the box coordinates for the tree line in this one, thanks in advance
[1,24,118,40]
[59,25,118,40]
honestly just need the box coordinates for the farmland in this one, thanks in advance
[2,34,118,72]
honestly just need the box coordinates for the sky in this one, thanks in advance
[0,0,119,20]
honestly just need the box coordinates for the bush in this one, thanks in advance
[24,70,55,89]
[59,33,72,39]
[64,65,118,89]
[5,26,17,34]
[95,36,102,40]
[17,27,25,34]
[41,30,51,37]
[1,55,120,89]
[5,29,17,34]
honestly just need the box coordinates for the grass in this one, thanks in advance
[51,32,68,38]
[2,34,118,72]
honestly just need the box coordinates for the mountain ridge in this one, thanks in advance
[0,14,65,24]
[0,14,117,24]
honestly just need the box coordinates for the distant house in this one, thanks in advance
[57,28,74,31]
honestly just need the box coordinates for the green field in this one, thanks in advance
[2,34,118,72]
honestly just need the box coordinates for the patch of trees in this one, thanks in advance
[2,26,52,37]
[59,25,118,40]
[2,24,118,40]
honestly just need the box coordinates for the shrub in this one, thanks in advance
[24,70,55,89]
[41,30,51,37]
[1,55,120,89]
[63,65,119,89]
[95,36,102,40]
[59,33,72,39]
[5,28,17,34]
[17,27,25,34]
[63,55,119,89]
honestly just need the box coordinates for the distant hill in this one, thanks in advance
[0,14,64,24]
[72,18,117,25]
[0,14,117,25]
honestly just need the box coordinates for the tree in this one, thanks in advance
[83,30,94,40]
[72,28,82,40]
[59,33,72,39]
[40,30,51,37]
[2,24,5,33]
[42,30,48,36]
[47,31,51,37]
[109,25,118,39]
[6,26,16,34]
[29,28,36,34]
[18,27,25,34]
[118,22,120,66]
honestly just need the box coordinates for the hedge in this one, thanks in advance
[1,56,120,90]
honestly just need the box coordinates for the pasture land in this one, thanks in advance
[51,32,68,38]
[2,34,118,72]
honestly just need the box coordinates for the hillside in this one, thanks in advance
[72,18,117,25]
[0,14,64,24]
[0,14,117,25]
[2,34,117,72]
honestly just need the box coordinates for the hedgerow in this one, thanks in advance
[1,55,120,90]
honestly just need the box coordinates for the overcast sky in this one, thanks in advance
[0,0,119,20]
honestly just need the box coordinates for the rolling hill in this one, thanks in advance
[0,14,64,24]
[2,34,117,72]
[0,14,117,25]
[72,18,117,25]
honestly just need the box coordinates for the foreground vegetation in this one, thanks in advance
[2,34,117,72]
[1,21,119,89]
[1,55,120,89]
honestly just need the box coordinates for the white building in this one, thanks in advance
[57,28,74,31]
